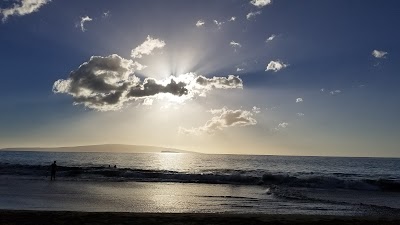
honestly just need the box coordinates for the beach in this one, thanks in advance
[1,211,400,225]
[0,152,399,223]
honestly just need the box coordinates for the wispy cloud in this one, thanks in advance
[275,122,289,130]
[330,90,341,95]
[265,60,288,72]
[297,113,305,117]
[196,20,205,27]
[228,16,236,22]
[296,98,303,103]
[102,11,110,18]
[372,50,388,59]
[250,0,272,8]
[246,11,261,20]
[131,35,166,59]
[180,108,257,135]
[252,106,261,114]
[230,41,242,50]
[236,67,244,72]
[266,34,276,43]
[0,0,51,22]
[213,19,224,28]
[79,16,92,32]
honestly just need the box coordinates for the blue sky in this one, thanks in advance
[0,0,399,157]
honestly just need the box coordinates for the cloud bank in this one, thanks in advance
[1,0,51,22]
[180,108,257,135]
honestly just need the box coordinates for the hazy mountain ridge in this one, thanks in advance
[0,144,197,154]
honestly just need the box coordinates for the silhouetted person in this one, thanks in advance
[50,161,57,181]
[114,165,117,168]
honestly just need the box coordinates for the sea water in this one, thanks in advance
[0,151,399,215]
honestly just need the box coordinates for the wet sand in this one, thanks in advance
[0,210,399,225]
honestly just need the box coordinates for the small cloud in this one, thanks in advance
[0,0,51,22]
[296,98,303,103]
[250,0,272,8]
[213,19,224,28]
[230,41,242,50]
[277,122,289,129]
[102,11,110,18]
[228,16,236,22]
[236,67,244,72]
[79,16,93,32]
[246,11,262,20]
[297,113,304,117]
[196,20,205,27]
[320,88,325,92]
[252,106,261,114]
[266,34,276,43]
[330,90,341,95]
[180,107,257,135]
[131,35,166,59]
[265,60,288,72]
[372,50,388,59]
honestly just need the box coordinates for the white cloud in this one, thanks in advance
[320,88,325,92]
[297,113,304,117]
[252,106,261,114]
[250,0,272,8]
[230,41,242,49]
[277,122,289,129]
[196,20,205,27]
[102,11,110,18]
[372,50,388,59]
[228,16,236,22]
[236,67,244,72]
[79,16,92,32]
[0,0,51,22]
[131,35,166,59]
[296,97,303,103]
[213,19,224,28]
[265,60,288,72]
[142,98,153,106]
[246,11,262,20]
[266,34,276,43]
[180,108,257,135]
[330,90,341,95]
[53,55,243,111]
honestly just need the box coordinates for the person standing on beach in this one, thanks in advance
[50,161,57,181]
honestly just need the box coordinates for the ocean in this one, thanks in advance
[0,151,399,215]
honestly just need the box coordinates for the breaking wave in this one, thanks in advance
[0,163,399,192]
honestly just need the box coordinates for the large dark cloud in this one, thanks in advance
[128,78,188,98]
[53,55,244,111]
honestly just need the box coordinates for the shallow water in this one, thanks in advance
[0,151,399,215]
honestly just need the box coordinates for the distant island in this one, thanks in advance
[0,144,198,154]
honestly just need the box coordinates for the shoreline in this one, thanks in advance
[0,210,400,225]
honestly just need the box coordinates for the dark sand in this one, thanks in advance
[0,211,400,225]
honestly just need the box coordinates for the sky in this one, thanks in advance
[0,0,399,157]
